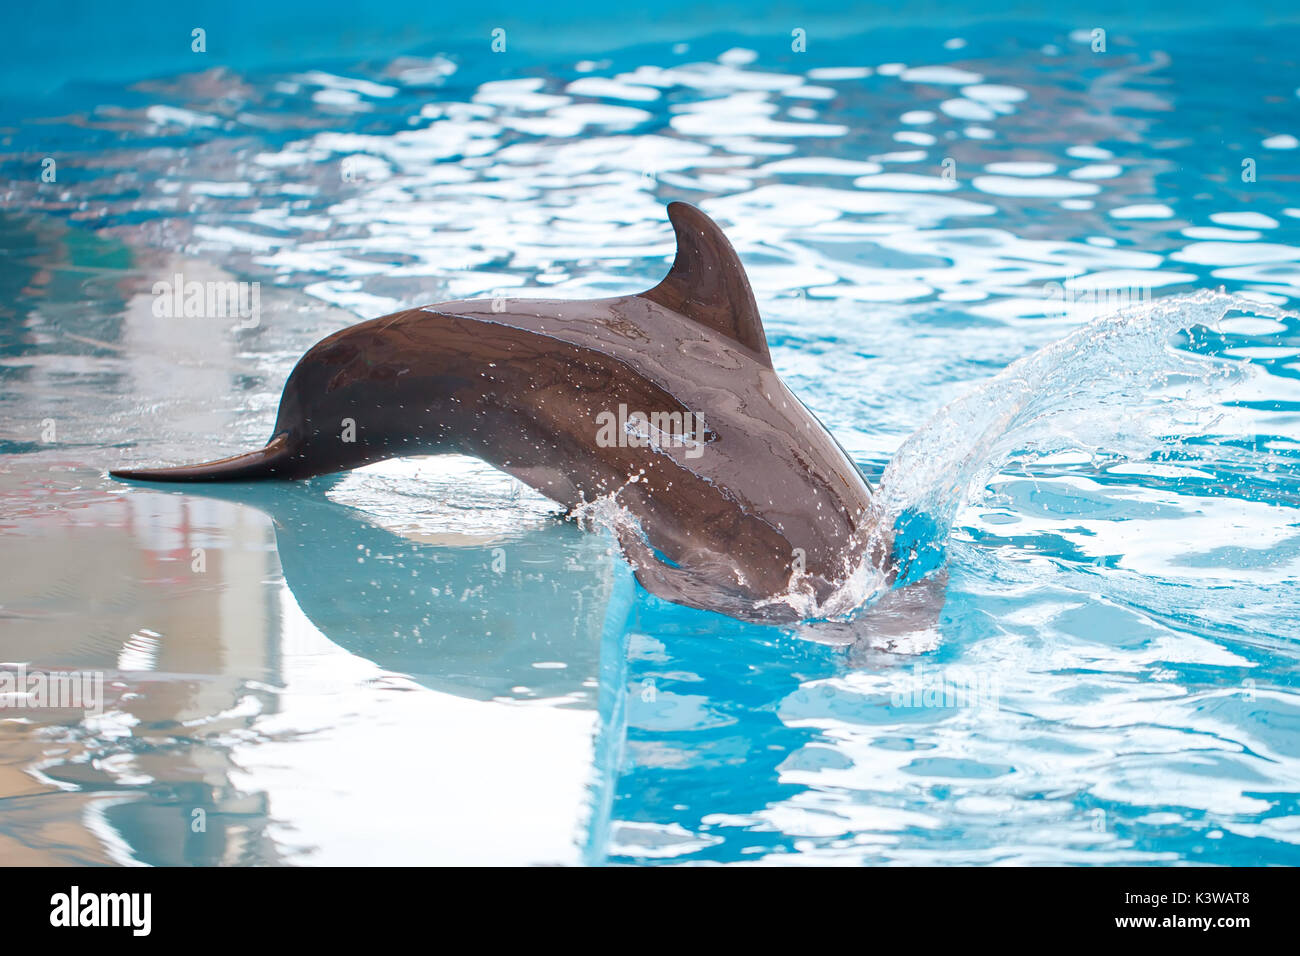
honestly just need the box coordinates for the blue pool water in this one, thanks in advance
[1,10,1299,864]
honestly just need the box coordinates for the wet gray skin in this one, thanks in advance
[112,202,890,622]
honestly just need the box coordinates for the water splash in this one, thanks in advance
[878,289,1299,588]
[756,541,890,623]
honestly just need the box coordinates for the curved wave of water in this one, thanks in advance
[878,288,1300,640]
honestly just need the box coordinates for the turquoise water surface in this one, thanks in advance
[1,11,1299,864]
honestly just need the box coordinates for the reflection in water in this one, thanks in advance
[188,475,617,703]
[0,480,283,864]
[0,465,636,864]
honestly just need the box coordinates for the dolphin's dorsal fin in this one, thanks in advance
[640,202,771,364]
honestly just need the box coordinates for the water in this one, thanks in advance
[2,16,1299,864]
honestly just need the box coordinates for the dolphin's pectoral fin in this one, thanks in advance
[612,523,799,623]
[640,201,772,365]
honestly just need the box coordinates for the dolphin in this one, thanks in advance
[111,202,891,621]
